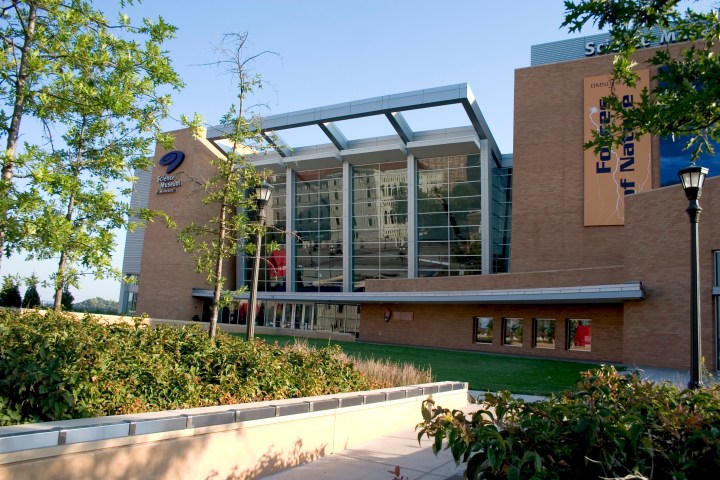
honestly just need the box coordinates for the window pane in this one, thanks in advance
[503,318,523,346]
[293,168,344,292]
[416,154,483,276]
[568,319,592,351]
[474,317,493,344]
[533,318,555,349]
[352,162,408,291]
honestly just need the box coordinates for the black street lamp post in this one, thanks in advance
[678,165,709,389]
[246,183,274,341]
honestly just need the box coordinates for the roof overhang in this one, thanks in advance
[192,282,644,305]
[205,83,502,167]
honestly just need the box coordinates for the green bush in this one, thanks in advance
[417,365,720,479]
[0,310,375,425]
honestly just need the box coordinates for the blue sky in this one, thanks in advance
[3,0,705,303]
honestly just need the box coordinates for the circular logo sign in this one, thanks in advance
[159,151,185,174]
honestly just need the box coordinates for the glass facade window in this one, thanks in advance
[245,173,287,293]
[417,155,482,277]
[660,135,719,187]
[567,319,592,351]
[474,317,493,344]
[293,168,344,292]
[352,162,408,291]
[533,318,556,349]
[492,167,512,273]
[503,317,523,346]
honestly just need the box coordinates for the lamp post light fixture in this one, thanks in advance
[246,182,274,341]
[678,165,709,389]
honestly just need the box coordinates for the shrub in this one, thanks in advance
[417,365,720,479]
[0,310,376,425]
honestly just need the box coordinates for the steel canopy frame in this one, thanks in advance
[205,83,502,167]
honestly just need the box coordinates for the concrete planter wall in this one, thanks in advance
[0,381,468,480]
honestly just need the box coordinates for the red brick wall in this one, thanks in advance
[510,47,686,274]
[135,129,235,321]
[359,303,624,363]
[624,178,720,370]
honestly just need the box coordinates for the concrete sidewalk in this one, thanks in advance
[264,408,477,480]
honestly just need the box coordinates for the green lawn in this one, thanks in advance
[256,335,600,396]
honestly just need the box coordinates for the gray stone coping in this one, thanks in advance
[0,381,466,455]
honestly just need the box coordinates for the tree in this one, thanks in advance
[8,2,186,310]
[178,33,278,339]
[0,1,121,270]
[22,274,40,308]
[562,0,720,161]
[74,297,119,314]
[60,286,73,311]
[0,275,21,307]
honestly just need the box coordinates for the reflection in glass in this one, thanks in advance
[293,168,344,292]
[533,318,555,349]
[418,155,482,277]
[352,162,408,291]
[492,167,512,273]
[246,174,287,293]
[568,319,592,351]
[503,317,523,346]
[660,135,719,187]
[474,317,493,344]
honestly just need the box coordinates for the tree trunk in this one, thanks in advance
[0,4,38,272]
[209,203,229,339]
[54,188,75,310]
[53,250,67,311]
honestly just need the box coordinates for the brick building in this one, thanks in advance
[122,32,719,371]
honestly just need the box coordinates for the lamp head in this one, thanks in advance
[253,182,274,210]
[678,165,709,202]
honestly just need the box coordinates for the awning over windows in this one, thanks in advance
[192,281,643,305]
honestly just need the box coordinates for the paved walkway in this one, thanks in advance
[264,406,479,480]
[264,367,702,479]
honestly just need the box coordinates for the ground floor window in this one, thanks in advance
[234,300,360,336]
[567,319,592,351]
[473,317,493,344]
[533,318,555,349]
[503,317,523,346]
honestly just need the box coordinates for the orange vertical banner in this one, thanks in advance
[583,70,652,226]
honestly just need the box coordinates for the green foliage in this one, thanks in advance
[0,310,375,426]
[418,365,720,479]
[0,275,22,307]
[22,284,40,308]
[73,297,119,314]
[178,32,280,338]
[562,0,720,161]
[5,2,186,309]
[60,288,73,311]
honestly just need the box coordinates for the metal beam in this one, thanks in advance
[261,131,291,158]
[385,112,414,144]
[319,122,349,151]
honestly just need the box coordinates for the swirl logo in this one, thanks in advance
[159,151,185,174]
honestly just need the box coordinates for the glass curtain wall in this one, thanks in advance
[247,173,287,293]
[492,167,512,273]
[352,162,409,291]
[293,168,344,292]
[417,154,482,276]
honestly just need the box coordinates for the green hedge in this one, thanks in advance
[0,310,375,425]
[418,365,720,479]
